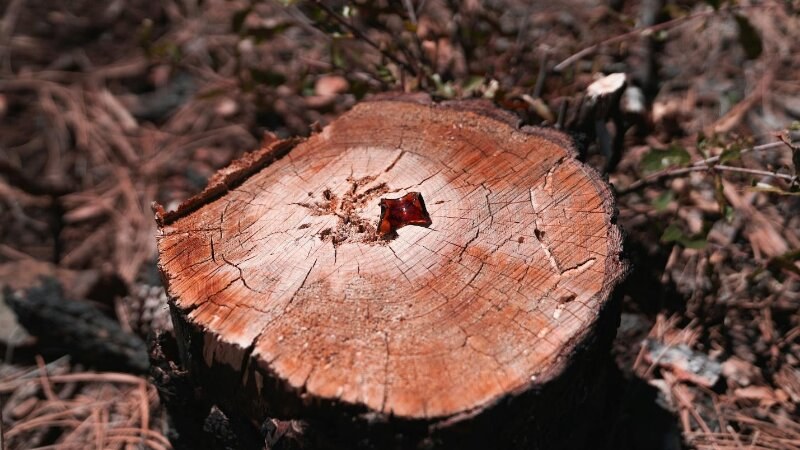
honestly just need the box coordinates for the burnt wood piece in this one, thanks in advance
[4,277,149,373]
[571,73,629,172]
[156,97,627,449]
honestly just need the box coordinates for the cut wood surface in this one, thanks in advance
[156,97,626,445]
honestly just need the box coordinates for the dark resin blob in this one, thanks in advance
[377,192,432,235]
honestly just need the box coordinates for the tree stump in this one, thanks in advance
[155,96,627,449]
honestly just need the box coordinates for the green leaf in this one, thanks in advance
[640,145,691,173]
[723,205,735,222]
[136,18,154,51]
[431,74,455,99]
[375,65,396,84]
[652,190,674,211]
[660,224,685,243]
[660,223,708,249]
[735,14,763,60]
[681,237,709,249]
[330,38,345,68]
[403,21,418,33]
[461,76,485,96]
[149,41,181,61]
[719,143,742,163]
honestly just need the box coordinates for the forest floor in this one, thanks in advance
[1,0,799,449]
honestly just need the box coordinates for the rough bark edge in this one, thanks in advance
[366,94,583,162]
[377,97,630,424]
[157,97,630,445]
[377,98,629,423]
[364,91,432,105]
[165,278,626,449]
[153,134,303,227]
[428,147,628,425]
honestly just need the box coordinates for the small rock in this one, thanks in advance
[314,75,349,97]
[216,98,239,118]
[0,290,32,347]
[643,338,722,388]
[587,73,626,99]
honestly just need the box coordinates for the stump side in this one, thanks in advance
[157,99,626,425]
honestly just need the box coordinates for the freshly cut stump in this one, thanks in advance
[156,98,626,449]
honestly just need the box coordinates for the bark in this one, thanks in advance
[155,96,627,449]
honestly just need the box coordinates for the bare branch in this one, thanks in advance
[553,4,772,72]
[308,0,419,78]
[617,140,798,194]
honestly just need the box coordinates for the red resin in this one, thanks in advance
[378,192,432,235]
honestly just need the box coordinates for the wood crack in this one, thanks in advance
[558,257,596,278]
[380,331,390,413]
[383,149,405,173]
[287,258,318,307]
[220,253,262,294]
[530,188,561,274]
[543,156,566,193]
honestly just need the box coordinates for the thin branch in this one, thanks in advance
[532,51,548,98]
[714,164,796,182]
[0,159,74,196]
[309,0,419,77]
[690,141,786,168]
[0,0,25,74]
[401,0,417,24]
[0,401,5,450]
[617,166,701,194]
[617,140,798,194]
[400,0,432,85]
[553,4,769,72]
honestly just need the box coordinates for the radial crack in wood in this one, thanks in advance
[156,97,627,449]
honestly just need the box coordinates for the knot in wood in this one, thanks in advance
[296,176,396,246]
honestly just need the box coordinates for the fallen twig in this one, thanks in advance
[0,0,24,73]
[308,0,419,78]
[0,159,74,196]
[554,4,771,72]
[0,400,5,450]
[617,140,796,194]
